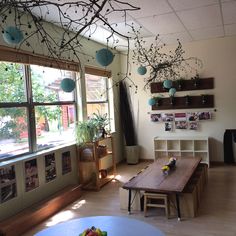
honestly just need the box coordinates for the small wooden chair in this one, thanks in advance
[143,192,169,218]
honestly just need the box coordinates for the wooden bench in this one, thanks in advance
[0,185,82,236]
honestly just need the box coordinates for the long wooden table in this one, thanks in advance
[123,156,201,220]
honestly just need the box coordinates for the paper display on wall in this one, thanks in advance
[0,165,17,203]
[25,159,39,192]
[45,153,57,183]
[62,151,72,175]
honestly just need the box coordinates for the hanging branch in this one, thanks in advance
[132,30,203,89]
[0,0,140,65]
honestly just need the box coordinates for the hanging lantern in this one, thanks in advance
[137,66,147,75]
[60,78,75,92]
[148,98,156,106]
[95,48,114,66]
[3,26,24,45]
[169,88,176,97]
[163,79,173,89]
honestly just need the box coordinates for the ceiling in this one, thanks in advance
[29,0,236,50]
[87,0,236,49]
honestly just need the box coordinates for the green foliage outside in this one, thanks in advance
[0,62,61,140]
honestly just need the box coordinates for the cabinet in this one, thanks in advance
[154,136,209,166]
[78,135,116,191]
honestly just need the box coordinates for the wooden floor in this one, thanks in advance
[23,161,236,236]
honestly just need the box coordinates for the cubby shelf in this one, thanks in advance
[154,136,209,166]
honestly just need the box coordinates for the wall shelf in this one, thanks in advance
[151,95,214,110]
[150,77,214,93]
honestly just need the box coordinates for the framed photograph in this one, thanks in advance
[175,121,188,130]
[197,112,212,120]
[187,112,199,121]
[150,113,162,122]
[24,159,39,192]
[189,121,198,130]
[45,153,56,183]
[165,122,173,132]
[62,151,72,175]
[0,165,17,203]
[162,113,174,122]
[174,113,187,121]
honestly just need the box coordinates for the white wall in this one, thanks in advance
[121,36,236,162]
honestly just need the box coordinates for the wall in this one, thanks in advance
[120,36,236,162]
[0,13,124,220]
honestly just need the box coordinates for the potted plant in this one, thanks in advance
[75,119,98,145]
[91,112,109,138]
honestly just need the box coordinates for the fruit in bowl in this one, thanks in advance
[79,226,107,236]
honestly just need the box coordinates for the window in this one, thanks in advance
[0,61,77,160]
[85,73,109,118]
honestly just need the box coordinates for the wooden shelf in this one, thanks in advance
[151,95,214,110]
[150,77,214,93]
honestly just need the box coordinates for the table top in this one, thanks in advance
[123,156,201,193]
[34,216,165,236]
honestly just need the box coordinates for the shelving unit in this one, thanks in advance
[78,135,116,191]
[154,136,209,166]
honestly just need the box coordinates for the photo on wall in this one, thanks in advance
[0,165,17,203]
[24,159,39,192]
[162,113,174,122]
[174,112,187,121]
[165,122,173,132]
[189,121,199,131]
[197,112,212,120]
[175,121,188,130]
[187,112,199,121]
[62,151,72,175]
[150,113,162,122]
[45,153,57,183]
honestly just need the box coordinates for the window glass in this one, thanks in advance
[35,105,76,150]
[0,107,29,159]
[87,103,109,119]
[30,65,75,103]
[0,62,26,103]
[85,74,107,102]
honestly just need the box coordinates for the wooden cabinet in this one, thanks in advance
[78,135,116,191]
[154,136,209,166]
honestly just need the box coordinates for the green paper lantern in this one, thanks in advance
[3,26,24,45]
[60,78,75,92]
[96,48,114,66]
[148,98,156,106]
[137,66,147,75]
[163,79,173,89]
[169,87,176,97]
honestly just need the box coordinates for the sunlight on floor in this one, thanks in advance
[71,199,86,210]
[45,210,75,227]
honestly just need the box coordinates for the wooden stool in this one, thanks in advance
[144,192,169,218]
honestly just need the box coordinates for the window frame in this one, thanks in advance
[0,47,79,160]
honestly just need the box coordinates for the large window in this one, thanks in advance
[0,62,77,160]
[85,73,109,118]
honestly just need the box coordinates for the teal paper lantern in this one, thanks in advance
[60,78,75,92]
[96,48,114,66]
[148,98,156,106]
[137,66,147,75]
[169,87,176,97]
[3,26,24,45]
[163,79,173,89]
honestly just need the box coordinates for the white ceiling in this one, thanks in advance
[34,0,236,49]
[90,0,236,49]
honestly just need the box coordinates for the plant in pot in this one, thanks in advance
[91,112,109,138]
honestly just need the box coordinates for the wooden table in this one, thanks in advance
[34,216,165,236]
[123,156,201,220]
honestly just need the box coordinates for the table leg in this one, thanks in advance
[128,189,131,214]
[176,194,181,221]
